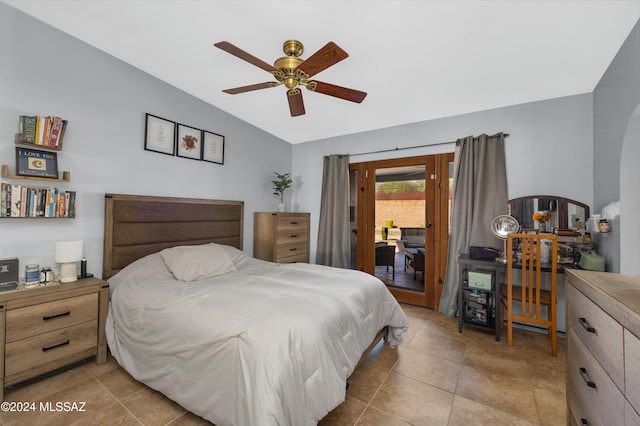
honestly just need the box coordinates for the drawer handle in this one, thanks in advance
[290,221,298,225]
[580,419,589,425]
[578,317,596,333]
[43,311,71,321]
[42,340,70,352]
[579,367,596,388]
[290,248,298,252]
[290,234,298,238]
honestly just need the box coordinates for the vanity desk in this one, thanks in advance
[458,250,582,341]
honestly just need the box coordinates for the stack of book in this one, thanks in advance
[0,183,75,218]
[16,115,68,149]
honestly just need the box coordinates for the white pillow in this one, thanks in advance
[160,244,236,282]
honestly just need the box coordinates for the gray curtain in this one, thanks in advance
[316,154,351,268]
[438,133,508,317]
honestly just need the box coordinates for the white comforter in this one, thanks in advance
[106,245,408,426]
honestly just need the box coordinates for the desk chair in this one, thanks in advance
[500,233,558,356]
[375,245,396,278]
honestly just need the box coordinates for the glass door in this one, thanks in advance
[350,153,453,308]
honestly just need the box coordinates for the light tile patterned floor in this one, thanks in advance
[0,304,566,425]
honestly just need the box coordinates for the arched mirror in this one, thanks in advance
[508,195,590,231]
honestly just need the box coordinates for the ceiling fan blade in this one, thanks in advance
[295,42,348,78]
[308,80,367,103]
[287,90,305,117]
[222,82,280,94]
[214,41,281,73]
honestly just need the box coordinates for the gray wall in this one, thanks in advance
[4,2,635,279]
[293,94,594,263]
[0,4,291,278]
[593,19,640,274]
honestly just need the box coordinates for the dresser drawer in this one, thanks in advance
[567,328,624,426]
[6,293,98,343]
[276,227,308,244]
[627,401,640,426]
[276,252,309,264]
[567,284,624,389]
[4,320,98,377]
[276,215,309,231]
[626,329,640,416]
[276,241,308,261]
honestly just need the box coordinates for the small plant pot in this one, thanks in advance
[278,203,286,212]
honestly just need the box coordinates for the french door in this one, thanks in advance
[349,153,454,309]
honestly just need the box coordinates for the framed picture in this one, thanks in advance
[15,147,58,178]
[202,131,225,164]
[177,123,202,160]
[144,113,176,156]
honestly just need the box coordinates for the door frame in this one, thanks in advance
[350,153,454,309]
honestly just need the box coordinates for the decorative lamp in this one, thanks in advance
[490,215,520,264]
[55,240,83,283]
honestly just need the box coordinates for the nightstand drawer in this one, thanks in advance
[6,293,98,343]
[4,320,98,377]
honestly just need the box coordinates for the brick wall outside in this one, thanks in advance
[375,199,425,228]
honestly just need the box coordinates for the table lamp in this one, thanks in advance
[55,240,83,283]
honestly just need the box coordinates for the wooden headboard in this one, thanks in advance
[102,194,244,279]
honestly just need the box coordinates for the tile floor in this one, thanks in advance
[0,304,566,426]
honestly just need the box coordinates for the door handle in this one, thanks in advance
[426,222,433,228]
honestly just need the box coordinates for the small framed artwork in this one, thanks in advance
[202,131,225,164]
[144,113,176,156]
[15,147,58,178]
[177,123,202,160]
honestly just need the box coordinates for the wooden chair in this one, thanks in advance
[500,233,558,356]
[375,245,396,278]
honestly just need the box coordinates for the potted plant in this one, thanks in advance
[271,172,293,212]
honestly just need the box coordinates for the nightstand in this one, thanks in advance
[0,277,109,401]
[253,212,310,263]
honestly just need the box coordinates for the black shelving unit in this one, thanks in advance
[457,254,505,341]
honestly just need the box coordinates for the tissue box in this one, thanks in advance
[467,271,493,290]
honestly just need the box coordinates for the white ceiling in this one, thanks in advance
[4,1,639,144]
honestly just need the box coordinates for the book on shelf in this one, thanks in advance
[0,183,6,217]
[18,116,38,143]
[0,183,76,218]
[16,115,67,148]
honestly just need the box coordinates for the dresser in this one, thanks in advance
[566,269,640,425]
[0,277,109,400]
[254,212,310,263]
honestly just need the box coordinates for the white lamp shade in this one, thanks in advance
[55,240,83,263]
[55,240,83,283]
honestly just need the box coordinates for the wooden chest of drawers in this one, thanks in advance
[566,269,640,425]
[0,277,109,400]
[253,212,310,263]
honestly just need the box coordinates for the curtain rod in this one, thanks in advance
[348,133,509,157]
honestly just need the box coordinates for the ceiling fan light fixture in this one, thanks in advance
[215,39,367,117]
[282,39,304,57]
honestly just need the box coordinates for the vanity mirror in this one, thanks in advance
[508,195,590,231]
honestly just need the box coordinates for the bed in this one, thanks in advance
[102,194,408,426]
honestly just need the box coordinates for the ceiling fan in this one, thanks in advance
[214,39,367,117]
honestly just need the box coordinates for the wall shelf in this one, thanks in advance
[14,140,62,152]
[1,165,70,182]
